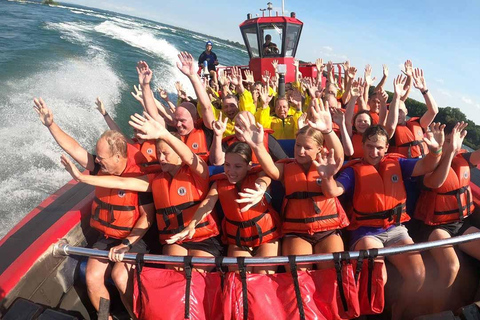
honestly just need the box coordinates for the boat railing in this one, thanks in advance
[53,231,480,266]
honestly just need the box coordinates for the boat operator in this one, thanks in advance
[198,40,218,83]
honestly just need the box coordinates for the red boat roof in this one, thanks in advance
[239,16,302,27]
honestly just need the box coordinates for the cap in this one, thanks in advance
[206,41,212,46]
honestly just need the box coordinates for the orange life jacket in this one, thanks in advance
[91,144,145,239]
[347,154,409,230]
[369,112,379,125]
[280,159,349,234]
[222,129,273,165]
[214,167,282,248]
[181,126,210,163]
[151,165,219,243]
[389,118,428,158]
[415,152,474,225]
[351,132,364,159]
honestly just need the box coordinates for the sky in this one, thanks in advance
[63,0,480,123]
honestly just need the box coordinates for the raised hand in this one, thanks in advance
[382,64,389,77]
[378,88,389,105]
[175,81,184,93]
[424,122,445,153]
[342,60,350,72]
[60,154,82,181]
[176,51,197,77]
[234,114,264,147]
[165,225,196,244]
[158,87,169,101]
[412,68,427,91]
[212,113,228,137]
[95,97,106,116]
[136,61,152,86]
[33,97,53,127]
[393,75,409,97]
[331,108,345,126]
[293,59,300,68]
[131,85,143,102]
[347,66,357,79]
[259,85,272,105]
[403,60,413,77]
[313,149,337,179]
[350,79,363,98]
[289,89,303,110]
[271,59,279,72]
[307,98,332,133]
[313,58,323,74]
[297,112,307,129]
[129,112,169,140]
[236,183,266,212]
[262,70,271,84]
[326,60,333,73]
[448,122,468,153]
[244,69,255,84]
[227,66,242,87]
[364,64,376,86]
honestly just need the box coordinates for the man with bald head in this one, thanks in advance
[33,98,154,319]
[137,61,214,163]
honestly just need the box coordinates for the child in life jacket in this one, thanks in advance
[62,113,221,270]
[414,121,480,312]
[169,141,282,274]
[238,98,349,270]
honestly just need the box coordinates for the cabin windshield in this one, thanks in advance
[261,24,283,57]
[243,26,260,58]
[284,23,301,57]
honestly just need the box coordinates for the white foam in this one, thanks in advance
[0,54,124,239]
[44,21,93,46]
[94,21,194,95]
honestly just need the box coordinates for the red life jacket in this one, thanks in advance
[213,167,282,248]
[415,152,475,225]
[90,144,145,239]
[347,154,409,230]
[351,132,364,159]
[151,165,219,243]
[182,123,210,163]
[280,159,349,234]
[389,118,428,158]
[222,129,273,164]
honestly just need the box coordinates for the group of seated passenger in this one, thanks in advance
[33,52,480,320]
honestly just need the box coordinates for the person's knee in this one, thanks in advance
[111,264,129,291]
[86,265,108,291]
[438,259,460,286]
[406,262,426,291]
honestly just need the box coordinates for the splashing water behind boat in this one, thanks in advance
[0,0,249,239]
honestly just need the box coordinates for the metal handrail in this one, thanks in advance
[53,232,480,266]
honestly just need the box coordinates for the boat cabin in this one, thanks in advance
[239,12,303,83]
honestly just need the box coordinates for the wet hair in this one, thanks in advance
[177,102,198,121]
[353,110,373,132]
[155,131,181,149]
[222,93,239,104]
[100,130,127,158]
[225,141,252,163]
[296,125,324,146]
[275,96,288,107]
[362,125,389,143]
[444,120,458,136]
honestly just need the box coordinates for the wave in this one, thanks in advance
[0,54,124,239]
[44,21,93,46]
[94,21,194,95]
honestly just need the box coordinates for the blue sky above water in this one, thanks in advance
[63,0,480,123]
